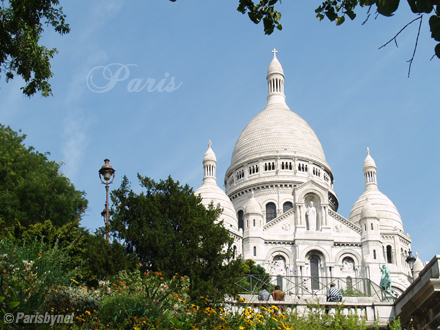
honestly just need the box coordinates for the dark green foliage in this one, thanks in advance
[77,230,140,286]
[0,0,70,97]
[240,259,266,275]
[238,259,274,293]
[376,0,401,16]
[237,0,283,34]
[110,175,242,299]
[0,124,87,231]
[230,0,440,59]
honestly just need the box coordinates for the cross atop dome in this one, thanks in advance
[272,48,278,58]
[366,147,370,155]
[208,140,212,148]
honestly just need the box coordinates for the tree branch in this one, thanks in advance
[406,15,423,77]
[379,16,422,50]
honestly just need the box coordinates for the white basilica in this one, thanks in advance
[194,51,413,294]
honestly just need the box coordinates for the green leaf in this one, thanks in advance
[407,0,420,12]
[435,43,440,58]
[360,0,376,5]
[317,13,325,20]
[336,16,346,25]
[325,8,338,21]
[376,0,400,16]
[417,0,433,13]
[429,15,440,41]
[0,297,5,303]
[248,12,262,24]
[7,301,20,308]
[345,9,357,19]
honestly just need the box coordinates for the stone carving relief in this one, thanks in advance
[282,223,291,231]
[270,256,287,276]
[334,224,342,232]
[342,258,355,272]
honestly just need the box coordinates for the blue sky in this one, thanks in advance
[1,0,439,263]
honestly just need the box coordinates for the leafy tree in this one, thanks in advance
[236,0,440,62]
[240,259,267,275]
[237,259,274,293]
[0,0,70,97]
[77,229,140,286]
[0,124,87,230]
[110,175,242,299]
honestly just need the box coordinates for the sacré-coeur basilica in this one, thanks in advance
[194,50,413,294]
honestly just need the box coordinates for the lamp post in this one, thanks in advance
[99,159,115,243]
[406,250,416,277]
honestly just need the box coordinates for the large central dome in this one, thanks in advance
[229,53,328,171]
[230,101,327,167]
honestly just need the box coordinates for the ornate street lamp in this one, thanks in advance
[406,250,416,276]
[99,159,115,243]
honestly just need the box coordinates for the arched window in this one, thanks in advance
[310,258,319,291]
[386,245,392,264]
[266,202,277,223]
[253,219,256,227]
[283,201,293,213]
[253,246,257,257]
[371,223,374,230]
[373,250,377,260]
[238,210,244,230]
[233,246,237,259]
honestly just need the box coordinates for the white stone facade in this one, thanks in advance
[195,51,413,293]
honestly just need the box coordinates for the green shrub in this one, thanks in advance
[0,238,78,315]
[97,269,190,328]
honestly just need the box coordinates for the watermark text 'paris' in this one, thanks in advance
[86,63,182,93]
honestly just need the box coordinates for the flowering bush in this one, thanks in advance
[97,269,190,328]
[39,284,103,316]
[0,238,77,315]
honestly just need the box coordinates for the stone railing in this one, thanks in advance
[225,299,395,328]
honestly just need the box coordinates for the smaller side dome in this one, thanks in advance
[360,197,378,219]
[350,149,404,232]
[413,253,424,278]
[244,192,262,215]
[195,141,238,231]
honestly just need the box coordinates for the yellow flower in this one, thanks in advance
[272,317,278,322]
[271,305,278,311]
[85,311,91,316]
[70,279,79,285]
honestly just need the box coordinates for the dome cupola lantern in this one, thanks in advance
[203,140,217,184]
[363,147,378,190]
[267,48,286,104]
